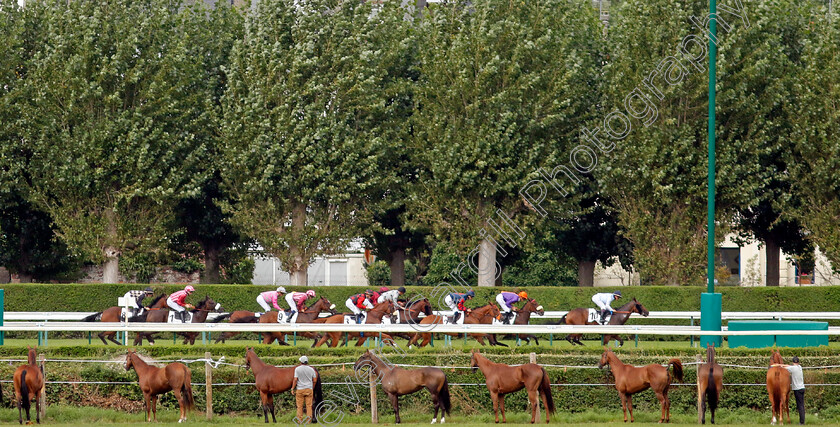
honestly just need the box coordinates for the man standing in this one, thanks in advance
[775,356,806,424]
[291,355,318,424]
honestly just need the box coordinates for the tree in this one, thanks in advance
[411,0,601,286]
[17,0,211,283]
[221,0,412,286]
[790,7,840,271]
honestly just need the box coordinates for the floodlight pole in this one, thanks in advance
[701,0,723,348]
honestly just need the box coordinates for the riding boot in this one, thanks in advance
[503,312,512,324]
[599,309,608,325]
[180,311,188,323]
[355,313,363,324]
[452,311,461,325]
[287,310,296,322]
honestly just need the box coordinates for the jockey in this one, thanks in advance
[377,287,405,306]
[444,290,475,324]
[346,290,374,324]
[372,286,389,303]
[592,290,622,324]
[122,287,154,318]
[167,285,196,323]
[257,287,286,312]
[285,289,316,322]
[496,290,527,324]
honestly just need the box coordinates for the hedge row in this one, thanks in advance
[2,283,840,314]
[2,346,840,415]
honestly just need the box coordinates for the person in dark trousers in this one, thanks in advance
[774,355,805,424]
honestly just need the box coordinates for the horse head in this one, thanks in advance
[318,297,337,314]
[598,348,612,369]
[770,350,784,365]
[523,299,544,316]
[469,349,480,373]
[353,350,374,375]
[197,296,223,312]
[125,350,136,371]
[631,298,649,317]
[244,347,255,371]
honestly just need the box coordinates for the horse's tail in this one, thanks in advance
[211,313,232,323]
[439,376,452,415]
[539,366,556,414]
[182,368,195,412]
[668,359,683,382]
[558,314,567,325]
[772,369,783,416]
[312,370,323,423]
[19,370,30,413]
[81,312,102,322]
[706,361,718,412]
[233,315,260,323]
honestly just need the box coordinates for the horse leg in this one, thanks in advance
[499,394,507,423]
[97,332,109,345]
[355,336,367,347]
[491,392,500,423]
[421,333,432,348]
[388,393,401,424]
[267,393,276,423]
[428,387,440,424]
[655,391,666,423]
[700,392,706,424]
[259,392,269,423]
[528,388,538,424]
[619,393,628,423]
[173,386,186,422]
[107,332,122,346]
[35,392,41,424]
[143,394,151,422]
[152,395,159,422]
[626,394,635,423]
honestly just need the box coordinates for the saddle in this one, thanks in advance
[343,313,367,325]
[492,312,517,326]
[167,311,194,323]
[277,311,298,324]
[587,308,611,325]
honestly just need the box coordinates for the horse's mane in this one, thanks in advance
[146,293,165,307]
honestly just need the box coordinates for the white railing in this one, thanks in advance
[6,310,840,322]
[0,321,837,336]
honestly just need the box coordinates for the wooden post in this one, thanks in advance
[530,352,540,422]
[205,351,213,420]
[39,354,46,420]
[370,368,378,423]
[696,354,703,424]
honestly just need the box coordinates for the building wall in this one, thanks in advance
[251,253,369,286]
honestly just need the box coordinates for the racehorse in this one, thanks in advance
[256,297,336,346]
[767,351,791,425]
[245,348,323,423]
[510,299,545,345]
[178,296,226,345]
[312,301,397,348]
[81,293,168,345]
[13,346,44,425]
[598,348,682,423]
[125,350,194,423]
[470,350,554,424]
[558,297,649,346]
[699,344,723,424]
[391,298,434,341]
[408,303,505,348]
[355,350,451,424]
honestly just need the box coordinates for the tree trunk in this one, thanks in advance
[389,247,406,287]
[766,238,780,287]
[578,260,596,287]
[17,272,33,283]
[202,243,222,284]
[477,237,497,287]
[102,207,120,283]
[288,202,308,287]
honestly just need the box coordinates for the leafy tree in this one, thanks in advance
[221,0,413,285]
[411,0,601,286]
[790,8,840,271]
[17,0,211,283]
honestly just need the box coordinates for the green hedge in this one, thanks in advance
[2,284,840,314]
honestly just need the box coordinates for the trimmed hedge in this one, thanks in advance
[2,284,840,314]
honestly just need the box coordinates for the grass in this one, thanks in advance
[0,405,833,426]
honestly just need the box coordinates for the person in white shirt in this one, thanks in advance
[377,287,406,306]
[591,290,622,324]
[773,356,805,424]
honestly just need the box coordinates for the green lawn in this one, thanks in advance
[0,405,832,426]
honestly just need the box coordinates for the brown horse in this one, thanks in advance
[176,296,227,345]
[559,297,649,346]
[313,301,397,348]
[510,298,545,345]
[81,293,168,345]
[598,348,682,423]
[129,293,172,345]
[13,346,44,425]
[470,350,554,424]
[257,297,337,346]
[355,350,451,424]
[245,348,323,423]
[408,303,504,348]
[125,350,194,423]
[699,344,723,424]
[392,298,434,341]
[767,351,791,425]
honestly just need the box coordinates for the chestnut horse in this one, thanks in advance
[355,350,451,424]
[313,301,397,348]
[407,303,504,348]
[699,344,723,424]
[256,297,336,346]
[470,350,554,424]
[125,350,194,423]
[391,298,434,341]
[767,351,791,425]
[13,346,44,425]
[245,348,323,423]
[598,348,682,423]
[558,297,649,346]
[81,293,168,345]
